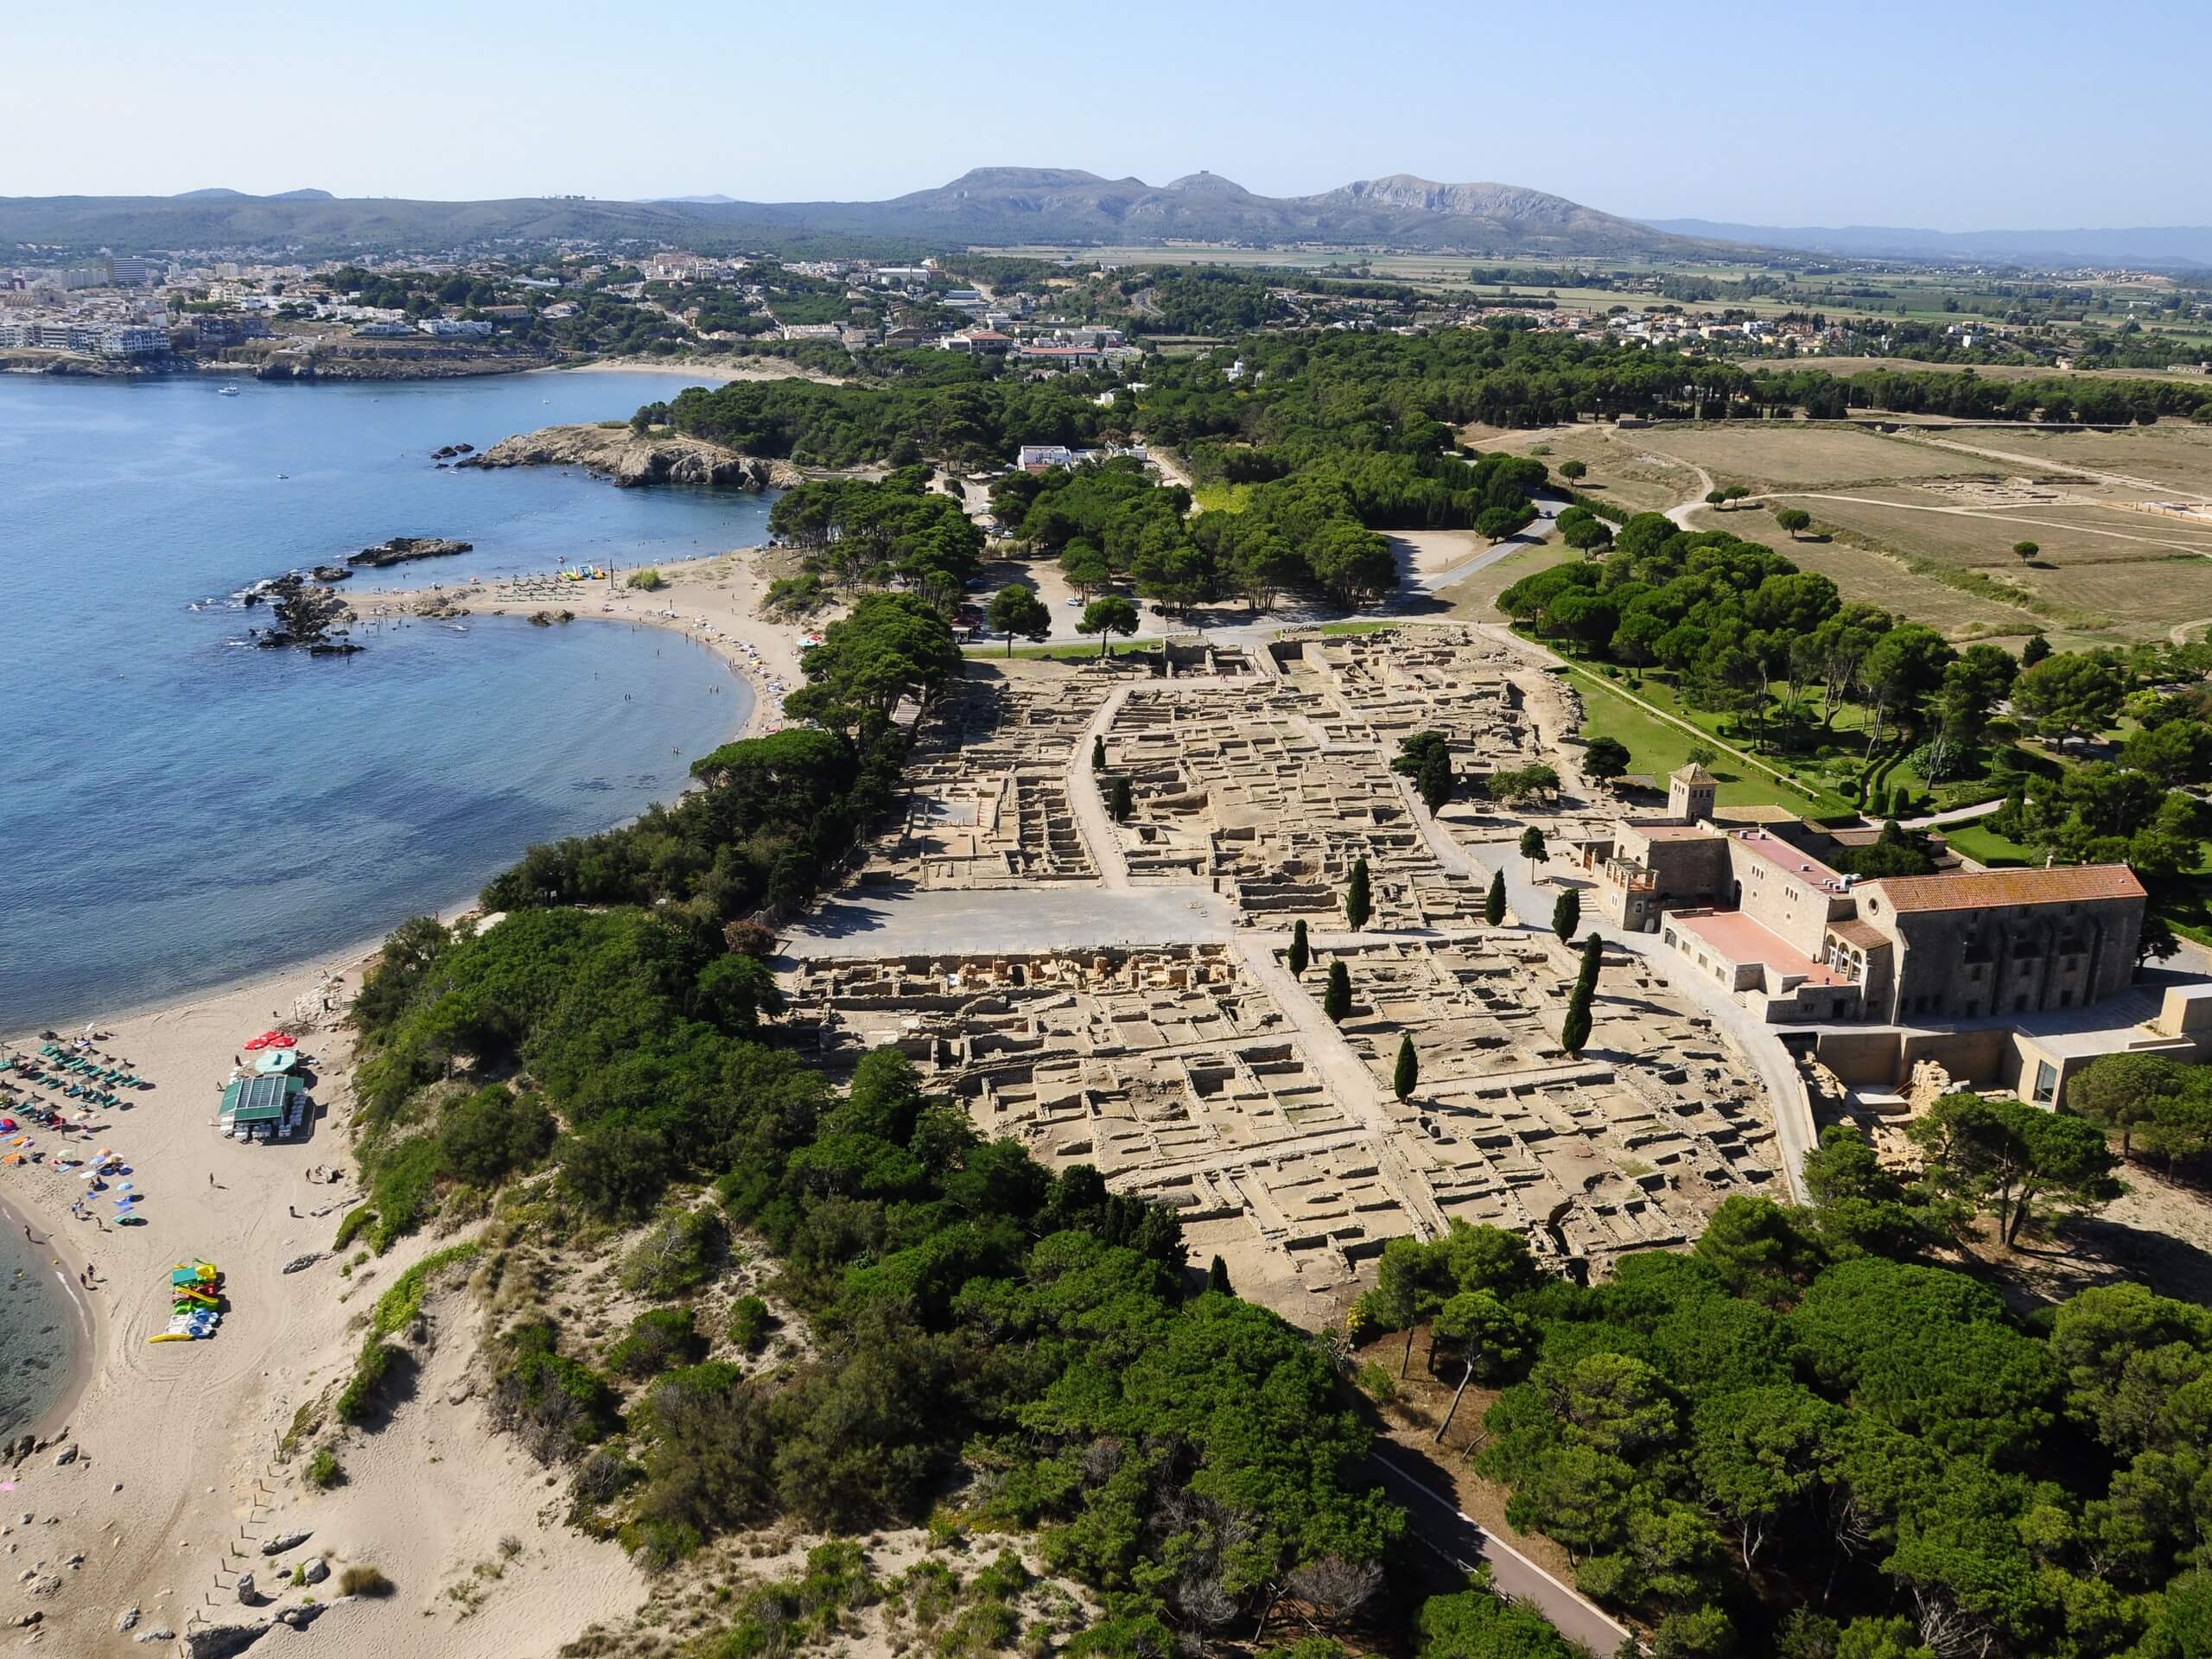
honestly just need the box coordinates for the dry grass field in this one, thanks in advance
[1446,542,1576,622]
[1749,499,2212,639]
[1907,423,2212,499]
[1676,510,2042,639]
[1783,491,2212,565]
[1631,424,1989,488]
[1463,422,1703,512]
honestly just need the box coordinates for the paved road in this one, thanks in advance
[1371,1446,1634,1655]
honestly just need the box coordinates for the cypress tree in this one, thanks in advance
[1344,857,1372,931]
[1552,887,1580,943]
[1393,1033,1420,1102]
[1576,931,1604,996]
[1484,869,1507,927]
[1324,959,1353,1024]
[1417,743,1453,813]
[1109,776,1133,823]
[1090,734,1105,771]
[1560,993,1592,1057]
[1287,918,1310,977]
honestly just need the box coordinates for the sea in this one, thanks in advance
[0,367,776,1032]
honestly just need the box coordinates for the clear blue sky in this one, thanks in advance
[11,0,2206,230]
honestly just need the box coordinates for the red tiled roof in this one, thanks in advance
[1865,864,2145,913]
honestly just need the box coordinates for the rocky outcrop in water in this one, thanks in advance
[346,536,472,569]
[245,575,359,653]
[458,423,799,490]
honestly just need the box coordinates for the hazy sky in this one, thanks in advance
[10,0,2206,230]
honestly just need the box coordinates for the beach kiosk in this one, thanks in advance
[219,1073,306,1142]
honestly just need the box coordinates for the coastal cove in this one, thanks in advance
[0,370,767,1029]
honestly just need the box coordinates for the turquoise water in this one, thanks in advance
[0,370,772,1027]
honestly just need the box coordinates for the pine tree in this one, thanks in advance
[1206,1255,1233,1296]
[1344,857,1372,931]
[1484,870,1507,927]
[1394,1033,1420,1102]
[1553,887,1580,942]
[1109,776,1133,823]
[1324,959,1352,1024]
[1520,824,1548,880]
[1287,918,1310,977]
[1090,734,1105,771]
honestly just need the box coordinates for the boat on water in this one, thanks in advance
[448,623,469,633]
[216,385,240,397]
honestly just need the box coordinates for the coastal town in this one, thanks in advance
[15,29,2212,1657]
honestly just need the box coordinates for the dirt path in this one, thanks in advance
[1662,457,1718,528]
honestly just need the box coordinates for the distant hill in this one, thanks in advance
[1644,217,2212,270]
[686,168,1727,256]
[0,169,1746,258]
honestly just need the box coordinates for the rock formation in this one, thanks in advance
[459,423,800,491]
[345,536,472,569]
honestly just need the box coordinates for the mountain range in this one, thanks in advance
[9,170,2204,270]
[1643,217,2212,270]
[0,168,1727,258]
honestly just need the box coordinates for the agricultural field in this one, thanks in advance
[1782,491,2212,567]
[1754,497,2212,638]
[1911,422,2212,500]
[1630,423,1989,488]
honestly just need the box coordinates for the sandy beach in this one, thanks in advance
[540,354,848,386]
[0,961,647,1654]
[0,547,812,1652]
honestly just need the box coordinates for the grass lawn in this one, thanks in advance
[1571,668,1849,817]
[1192,481,1254,513]
[1313,620,1402,637]
[1943,823,2040,868]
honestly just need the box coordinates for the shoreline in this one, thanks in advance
[459,543,809,734]
[0,1184,99,1449]
[18,605,762,1039]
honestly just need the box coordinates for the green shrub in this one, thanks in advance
[727,1294,775,1355]
[607,1306,708,1379]
[490,1320,621,1459]
[371,1243,480,1338]
[333,1206,375,1251]
[438,1084,556,1187]
[335,1338,402,1426]
[360,1133,445,1254]
[626,568,665,591]
[618,1208,727,1300]
[306,1446,345,1490]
